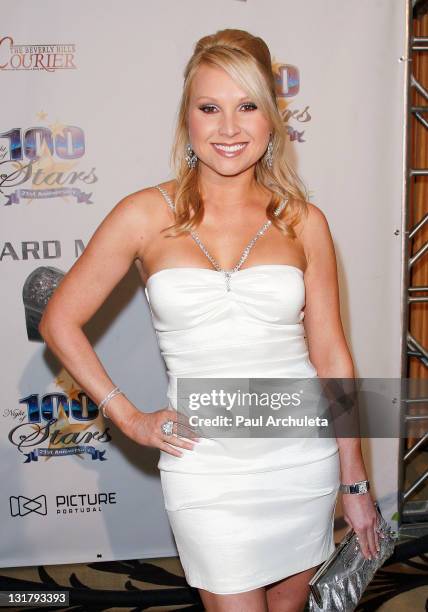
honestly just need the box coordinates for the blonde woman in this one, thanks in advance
[40,29,379,612]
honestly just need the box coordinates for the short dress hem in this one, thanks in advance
[183,543,336,595]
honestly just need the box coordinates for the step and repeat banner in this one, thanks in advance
[1,0,408,567]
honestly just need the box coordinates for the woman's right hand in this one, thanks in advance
[127,407,201,457]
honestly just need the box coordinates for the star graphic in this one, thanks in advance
[49,120,67,138]
[36,110,48,121]
[55,369,103,424]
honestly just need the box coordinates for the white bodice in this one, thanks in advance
[143,187,338,474]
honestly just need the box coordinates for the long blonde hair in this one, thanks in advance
[166,28,309,239]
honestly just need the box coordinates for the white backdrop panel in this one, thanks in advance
[0,0,407,567]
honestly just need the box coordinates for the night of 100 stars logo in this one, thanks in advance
[0,111,97,207]
[5,370,112,464]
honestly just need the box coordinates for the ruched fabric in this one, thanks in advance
[145,265,339,475]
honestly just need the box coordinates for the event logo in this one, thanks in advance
[0,113,97,206]
[272,62,311,143]
[9,491,117,517]
[6,371,112,464]
[10,494,47,517]
[0,36,77,71]
[56,492,117,515]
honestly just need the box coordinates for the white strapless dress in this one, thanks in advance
[143,186,340,595]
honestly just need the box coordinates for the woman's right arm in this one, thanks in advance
[39,188,197,457]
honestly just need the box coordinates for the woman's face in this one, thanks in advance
[187,63,271,178]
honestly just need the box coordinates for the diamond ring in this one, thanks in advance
[161,419,174,436]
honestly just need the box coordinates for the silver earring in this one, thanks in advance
[263,135,274,169]
[185,143,198,169]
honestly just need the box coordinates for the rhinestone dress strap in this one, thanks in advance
[155,185,289,292]
[156,185,176,213]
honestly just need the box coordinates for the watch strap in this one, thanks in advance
[339,480,370,494]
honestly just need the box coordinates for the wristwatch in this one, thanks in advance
[339,479,370,494]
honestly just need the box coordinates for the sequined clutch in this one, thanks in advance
[22,266,65,341]
[308,502,397,612]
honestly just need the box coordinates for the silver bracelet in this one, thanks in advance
[98,386,124,419]
[339,479,370,494]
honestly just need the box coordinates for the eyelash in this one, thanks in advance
[198,102,257,114]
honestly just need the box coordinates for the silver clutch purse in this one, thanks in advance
[308,502,397,612]
[22,266,65,341]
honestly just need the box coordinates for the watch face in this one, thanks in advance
[355,482,368,494]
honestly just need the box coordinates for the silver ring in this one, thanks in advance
[161,419,174,436]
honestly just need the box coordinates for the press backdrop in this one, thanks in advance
[0,0,408,567]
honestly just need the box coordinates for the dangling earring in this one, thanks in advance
[185,143,198,169]
[263,134,274,169]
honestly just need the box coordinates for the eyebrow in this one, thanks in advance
[195,96,252,102]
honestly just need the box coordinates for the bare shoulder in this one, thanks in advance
[109,179,176,240]
[294,200,331,237]
[293,201,334,263]
[114,181,171,224]
[123,179,176,207]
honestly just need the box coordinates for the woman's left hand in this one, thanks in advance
[341,491,380,560]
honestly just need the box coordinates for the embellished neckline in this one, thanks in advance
[156,185,289,292]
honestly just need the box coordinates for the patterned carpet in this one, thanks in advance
[0,535,427,611]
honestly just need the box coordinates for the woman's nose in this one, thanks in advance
[218,112,241,138]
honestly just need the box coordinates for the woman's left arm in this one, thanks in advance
[297,202,380,560]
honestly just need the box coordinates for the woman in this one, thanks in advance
[40,29,380,612]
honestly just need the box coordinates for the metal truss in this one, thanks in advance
[399,0,428,537]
